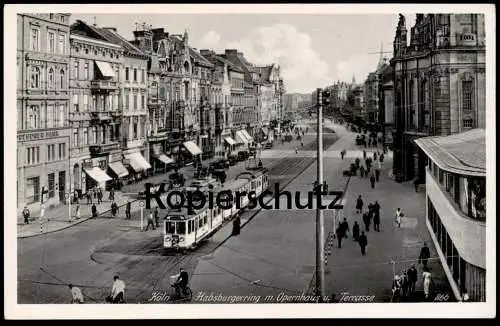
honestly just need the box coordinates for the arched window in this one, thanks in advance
[48,68,54,87]
[31,67,40,88]
[184,62,189,75]
[27,105,39,129]
[59,69,65,89]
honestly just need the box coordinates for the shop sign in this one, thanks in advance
[17,130,59,142]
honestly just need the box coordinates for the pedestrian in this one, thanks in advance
[362,211,371,232]
[295,147,298,154]
[69,284,84,304]
[258,159,263,168]
[341,218,349,238]
[86,192,92,205]
[359,165,365,179]
[301,141,304,148]
[23,206,30,224]
[370,175,376,189]
[418,242,431,269]
[109,275,126,303]
[109,188,115,201]
[407,264,418,294]
[422,267,432,300]
[352,221,360,241]
[75,204,81,220]
[145,209,156,231]
[373,139,378,147]
[401,270,409,300]
[355,195,363,213]
[91,203,98,218]
[340,150,345,160]
[336,224,344,248]
[373,201,381,232]
[40,203,46,222]
[97,190,102,204]
[395,208,403,228]
[363,150,367,159]
[111,201,118,217]
[391,275,402,302]
[373,152,377,161]
[125,201,131,220]
[413,177,419,192]
[154,206,160,227]
[375,168,380,182]
[232,214,241,236]
[358,231,368,255]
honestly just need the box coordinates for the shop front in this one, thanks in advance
[82,158,113,192]
[151,142,175,174]
[124,151,152,183]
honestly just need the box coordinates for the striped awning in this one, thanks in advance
[224,137,236,146]
[108,161,129,178]
[183,141,202,155]
[84,167,112,184]
[156,154,175,164]
[125,152,152,172]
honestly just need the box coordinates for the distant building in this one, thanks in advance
[17,13,72,210]
[416,129,486,302]
[391,13,486,181]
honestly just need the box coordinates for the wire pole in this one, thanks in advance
[315,88,326,300]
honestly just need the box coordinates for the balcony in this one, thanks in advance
[91,80,118,91]
[89,142,120,155]
[89,110,112,122]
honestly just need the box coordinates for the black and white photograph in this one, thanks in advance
[4,3,495,319]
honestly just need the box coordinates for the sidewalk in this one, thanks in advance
[321,145,452,302]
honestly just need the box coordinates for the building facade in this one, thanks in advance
[416,129,486,302]
[69,20,124,194]
[391,13,486,181]
[17,13,72,211]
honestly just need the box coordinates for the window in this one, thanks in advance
[47,144,52,161]
[141,69,145,83]
[48,173,55,198]
[83,128,88,145]
[134,95,138,110]
[85,48,89,55]
[133,122,138,139]
[133,68,137,82]
[48,68,54,87]
[48,32,55,53]
[84,62,89,80]
[26,177,40,204]
[58,34,65,54]
[83,94,88,111]
[50,13,54,19]
[73,61,79,79]
[73,94,79,112]
[61,15,65,23]
[59,69,65,89]
[125,93,129,109]
[462,80,473,111]
[58,143,66,159]
[46,105,54,128]
[463,118,473,128]
[92,95,97,110]
[141,95,145,109]
[73,128,78,147]
[27,105,39,129]
[125,67,129,81]
[26,146,40,164]
[31,67,40,88]
[30,28,40,51]
[92,126,97,144]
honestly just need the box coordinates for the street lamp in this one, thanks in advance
[139,200,145,231]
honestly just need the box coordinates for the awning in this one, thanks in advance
[183,141,202,155]
[125,152,152,172]
[108,162,129,178]
[224,137,236,146]
[242,130,254,143]
[235,131,248,144]
[156,154,175,164]
[84,167,112,184]
[95,61,115,78]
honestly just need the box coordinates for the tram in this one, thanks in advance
[163,167,269,250]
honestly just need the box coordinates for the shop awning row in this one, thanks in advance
[241,130,254,143]
[125,152,152,172]
[95,60,116,78]
[235,131,248,144]
[84,167,112,184]
[156,154,175,164]
[108,161,129,178]
[224,137,236,146]
[183,141,202,155]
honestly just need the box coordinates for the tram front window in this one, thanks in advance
[176,221,186,235]
[165,221,176,234]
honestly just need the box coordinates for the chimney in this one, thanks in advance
[103,27,117,33]
[225,49,238,56]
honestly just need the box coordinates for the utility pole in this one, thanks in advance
[315,88,326,300]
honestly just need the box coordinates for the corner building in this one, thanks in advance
[17,13,72,211]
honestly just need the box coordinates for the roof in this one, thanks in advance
[213,55,244,73]
[257,66,273,83]
[415,129,486,176]
[96,27,147,57]
[189,47,214,68]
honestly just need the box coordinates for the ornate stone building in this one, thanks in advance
[69,20,124,194]
[17,13,72,211]
[391,13,486,181]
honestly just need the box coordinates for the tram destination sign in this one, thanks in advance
[17,130,59,142]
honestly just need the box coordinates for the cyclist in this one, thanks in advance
[174,268,189,298]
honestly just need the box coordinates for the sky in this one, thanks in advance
[70,13,417,94]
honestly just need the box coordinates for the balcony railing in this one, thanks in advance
[89,111,112,122]
[89,142,120,155]
[91,80,118,90]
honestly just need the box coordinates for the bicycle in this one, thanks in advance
[171,283,193,302]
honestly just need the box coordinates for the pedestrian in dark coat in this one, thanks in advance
[352,221,360,241]
[401,270,409,299]
[91,204,98,218]
[97,190,102,204]
[368,138,372,148]
[109,189,115,201]
[413,177,419,192]
[363,150,367,159]
[407,264,418,294]
[355,195,363,213]
[358,232,368,255]
[336,225,344,248]
[375,168,380,182]
[232,214,241,236]
[359,166,365,179]
[111,202,118,217]
[370,175,376,188]
[373,152,378,161]
[362,211,371,232]
[419,242,431,269]
[373,201,381,232]
[86,193,92,204]
[341,218,349,238]
[125,201,131,219]
[154,207,159,227]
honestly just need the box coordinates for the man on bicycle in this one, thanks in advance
[174,268,189,297]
